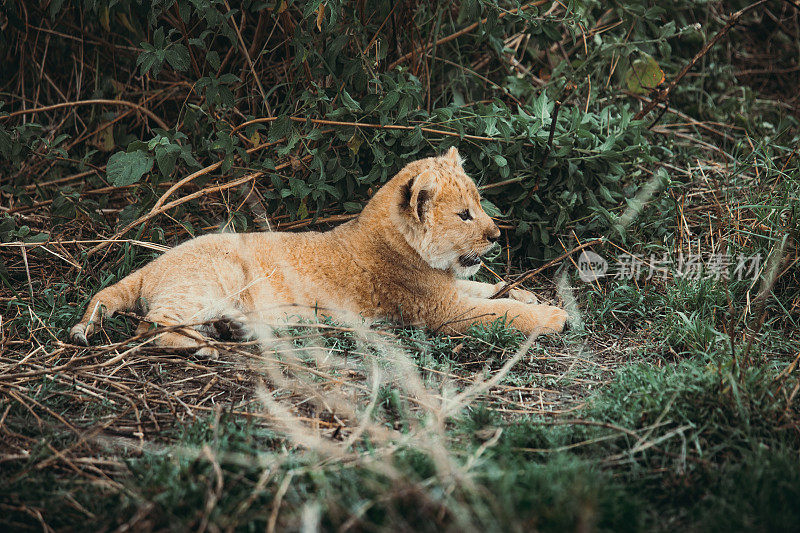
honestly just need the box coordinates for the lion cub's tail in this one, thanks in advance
[70,269,144,345]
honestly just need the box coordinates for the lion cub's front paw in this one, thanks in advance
[508,288,539,305]
[492,283,539,304]
[524,305,568,334]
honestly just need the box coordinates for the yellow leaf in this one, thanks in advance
[99,6,110,32]
[624,54,665,95]
[110,79,125,95]
[91,123,115,152]
[117,13,136,34]
[347,131,362,154]
[316,3,325,31]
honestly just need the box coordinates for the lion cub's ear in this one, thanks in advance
[443,146,463,166]
[405,169,440,223]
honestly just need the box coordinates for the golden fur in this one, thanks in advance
[71,148,568,356]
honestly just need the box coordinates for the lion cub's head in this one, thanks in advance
[394,147,500,278]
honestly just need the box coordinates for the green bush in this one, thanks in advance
[0,0,669,259]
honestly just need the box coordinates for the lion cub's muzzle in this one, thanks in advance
[458,253,482,267]
[459,239,500,268]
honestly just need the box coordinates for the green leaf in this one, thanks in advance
[480,199,503,217]
[0,128,12,158]
[542,22,561,42]
[152,28,166,48]
[165,44,190,72]
[155,146,179,177]
[340,89,363,113]
[180,147,201,168]
[268,115,292,142]
[598,185,615,202]
[48,0,66,19]
[624,54,665,94]
[25,232,50,243]
[380,91,400,111]
[107,150,154,186]
[137,53,159,76]
[531,93,550,123]
[206,50,221,70]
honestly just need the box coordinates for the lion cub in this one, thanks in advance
[71,148,567,356]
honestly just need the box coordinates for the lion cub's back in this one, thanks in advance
[139,230,361,319]
[143,231,323,305]
[139,232,267,304]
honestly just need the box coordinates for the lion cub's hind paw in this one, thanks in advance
[208,316,252,341]
[70,323,90,346]
[195,346,220,360]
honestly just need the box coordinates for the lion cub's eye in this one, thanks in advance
[458,210,472,221]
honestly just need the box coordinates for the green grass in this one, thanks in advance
[3,349,796,531]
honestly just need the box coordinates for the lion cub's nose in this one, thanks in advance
[486,226,501,243]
